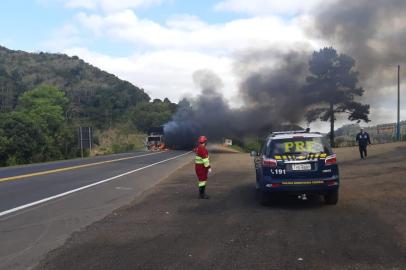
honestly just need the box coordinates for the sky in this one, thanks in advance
[0,0,404,131]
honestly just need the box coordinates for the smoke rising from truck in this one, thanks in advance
[313,0,406,91]
[164,50,310,148]
[165,0,406,149]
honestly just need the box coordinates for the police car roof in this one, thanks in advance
[269,132,323,140]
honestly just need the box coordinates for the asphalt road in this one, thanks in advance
[0,150,193,270]
[35,142,406,270]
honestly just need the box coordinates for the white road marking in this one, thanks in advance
[0,152,192,218]
[0,151,164,183]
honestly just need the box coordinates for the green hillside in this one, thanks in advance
[0,45,177,166]
[0,45,155,128]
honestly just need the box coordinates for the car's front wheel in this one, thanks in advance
[325,190,339,205]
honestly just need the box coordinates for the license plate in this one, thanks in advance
[291,164,312,171]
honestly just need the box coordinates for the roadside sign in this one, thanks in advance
[377,123,396,135]
[78,127,92,158]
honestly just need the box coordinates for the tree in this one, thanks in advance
[0,85,82,166]
[305,47,370,146]
[0,112,47,166]
[18,85,68,134]
[132,101,177,132]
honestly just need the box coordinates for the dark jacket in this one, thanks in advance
[356,132,371,146]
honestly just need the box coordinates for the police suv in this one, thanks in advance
[252,130,339,205]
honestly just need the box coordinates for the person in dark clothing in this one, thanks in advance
[356,128,371,159]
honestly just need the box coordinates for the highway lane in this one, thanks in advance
[0,150,193,270]
[0,151,162,180]
[0,150,186,213]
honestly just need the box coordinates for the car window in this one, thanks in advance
[260,142,268,156]
[267,137,332,156]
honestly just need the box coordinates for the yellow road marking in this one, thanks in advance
[0,152,164,183]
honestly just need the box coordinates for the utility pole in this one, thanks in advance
[397,65,401,141]
[89,126,92,151]
[78,126,92,158]
[80,127,84,159]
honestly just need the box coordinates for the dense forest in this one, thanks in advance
[0,45,177,166]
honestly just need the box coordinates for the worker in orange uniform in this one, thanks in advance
[195,136,211,199]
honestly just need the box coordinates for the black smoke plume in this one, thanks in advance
[164,70,234,149]
[165,1,406,148]
[314,0,406,90]
[164,50,311,149]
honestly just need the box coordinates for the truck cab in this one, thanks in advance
[145,126,165,151]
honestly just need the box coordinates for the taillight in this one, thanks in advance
[325,180,338,186]
[325,154,337,165]
[262,157,277,168]
[266,183,281,188]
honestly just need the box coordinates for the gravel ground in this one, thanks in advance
[36,142,406,270]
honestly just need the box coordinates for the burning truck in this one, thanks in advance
[145,126,166,151]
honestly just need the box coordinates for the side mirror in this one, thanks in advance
[250,151,258,157]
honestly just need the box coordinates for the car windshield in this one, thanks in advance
[267,137,332,156]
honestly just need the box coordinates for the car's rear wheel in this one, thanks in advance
[325,190,339,205]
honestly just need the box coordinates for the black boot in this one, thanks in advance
[199,186,209,199]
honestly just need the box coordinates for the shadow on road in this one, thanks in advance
[260,193,325,209]
[229,183,325,210]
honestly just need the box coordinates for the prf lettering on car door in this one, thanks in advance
[284,141,314,152]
